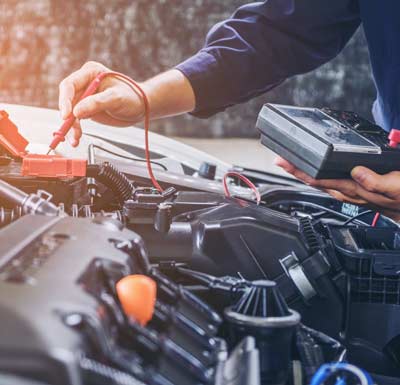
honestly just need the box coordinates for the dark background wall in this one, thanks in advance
[0,1,376,137]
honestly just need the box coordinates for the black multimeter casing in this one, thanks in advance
[257,103,400,179]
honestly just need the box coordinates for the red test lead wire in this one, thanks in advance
[104,72,163,193]
[223,171,261,205]
[372,212,380,227]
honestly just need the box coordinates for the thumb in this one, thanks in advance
[274,156,296,172]
[351,166,397,197]
[73,88,117,119]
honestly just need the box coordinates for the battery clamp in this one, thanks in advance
[0,110,86,178]
[257,104,400,179]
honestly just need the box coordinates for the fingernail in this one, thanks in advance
[351,167,364,182]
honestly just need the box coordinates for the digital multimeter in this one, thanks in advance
[257,104,400,179]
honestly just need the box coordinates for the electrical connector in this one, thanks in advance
[21,154,87,178]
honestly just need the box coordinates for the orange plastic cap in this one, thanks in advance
[116,275,157,326]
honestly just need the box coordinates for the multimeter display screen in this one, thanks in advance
[275,105,378,149]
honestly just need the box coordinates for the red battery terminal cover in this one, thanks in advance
[0,110,29,157]
[21,155,87,178]
[0,110,86,178]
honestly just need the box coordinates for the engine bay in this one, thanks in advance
[0,109,399,385]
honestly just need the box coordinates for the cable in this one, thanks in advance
[267,200,370,225]
[90,144,167,171]
[223,171,261,205]
[372,212,381,227]
[342,210,373,226]
[343,211,381,227]
[342,209,398,228]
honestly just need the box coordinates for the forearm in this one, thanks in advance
[142,69,195,120]
[175,0,360,118]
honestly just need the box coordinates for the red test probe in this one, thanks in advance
[47,72,108,154]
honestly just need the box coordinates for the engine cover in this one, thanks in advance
[0,215,258,385]
[0,215,139,384]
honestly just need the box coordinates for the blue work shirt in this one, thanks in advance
[176,0,400,132]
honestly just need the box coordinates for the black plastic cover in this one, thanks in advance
[257,104,400,179]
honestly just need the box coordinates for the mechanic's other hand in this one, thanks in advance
[275,156,400,220]
[59,61,145,146]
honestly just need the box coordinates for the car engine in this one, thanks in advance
[0,110,399,385]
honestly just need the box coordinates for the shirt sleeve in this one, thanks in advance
[176,0,361,118]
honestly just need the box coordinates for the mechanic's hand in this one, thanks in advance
[275,156,400,220]
[58,61,145,146]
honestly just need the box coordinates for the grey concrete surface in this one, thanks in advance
[175,137,291,177]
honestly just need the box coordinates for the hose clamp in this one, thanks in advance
[280,252,317,301]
